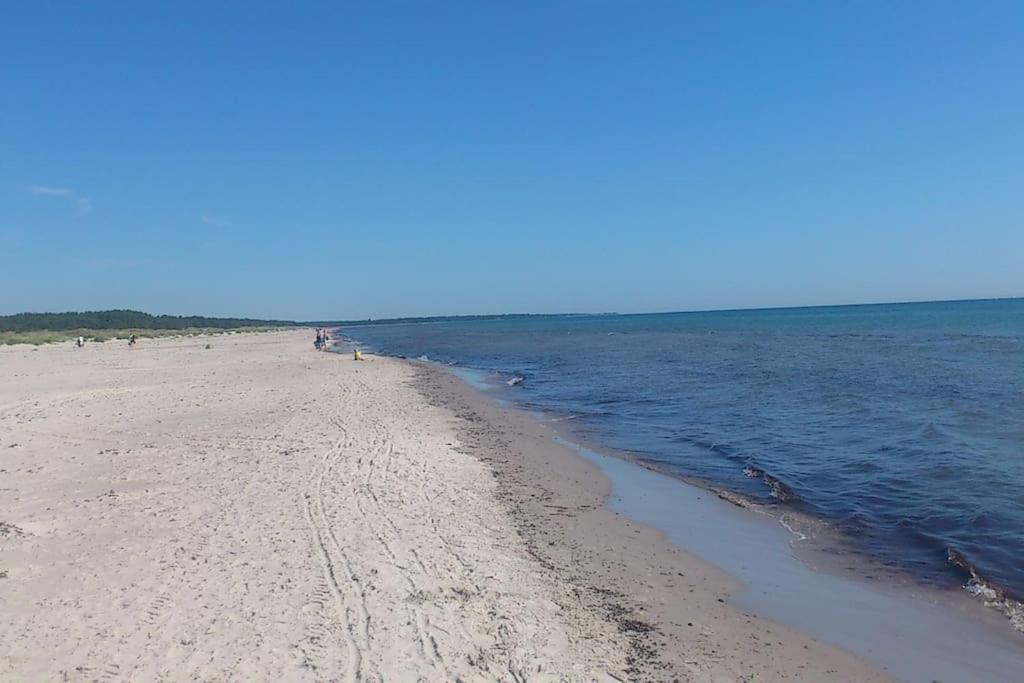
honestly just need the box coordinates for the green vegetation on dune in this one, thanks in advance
[0,326,288,346]
[0,309,296,333]
[0,310,297,346]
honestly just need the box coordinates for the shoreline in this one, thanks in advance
[550,413,1024,637]
[410,359,891,681]
[339,299,1024,614]
[344,322,1024,646]
[408,357,1024,681]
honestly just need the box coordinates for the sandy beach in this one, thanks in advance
[0,330,887,681]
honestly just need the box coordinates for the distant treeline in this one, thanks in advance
[0,309,297,332]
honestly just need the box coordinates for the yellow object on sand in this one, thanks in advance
[353,349,363,361]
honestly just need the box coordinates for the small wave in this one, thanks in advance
[506,375,525,387]
[706,479,813,541]
[690,438,742,461]
[715,487,760,510]
[743,464,798,503]
[947,548,1024,633]
[766,476,797,502]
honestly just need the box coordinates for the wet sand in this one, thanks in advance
[1,330,887,680]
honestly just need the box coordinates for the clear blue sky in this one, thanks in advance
[2,2,1021,320]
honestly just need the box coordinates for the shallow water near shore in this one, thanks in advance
[554,435,1024,682]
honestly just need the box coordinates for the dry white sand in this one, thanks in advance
[0,330,887,681]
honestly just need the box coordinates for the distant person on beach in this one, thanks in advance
[314,329,322,351]
[128,334,136,347]
[321,330,329,350]
[76,336,84,348]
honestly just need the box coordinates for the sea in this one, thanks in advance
[340,299,1024,616]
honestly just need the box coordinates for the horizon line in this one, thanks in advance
[4,295,1020,325]
[320,294,1022,326]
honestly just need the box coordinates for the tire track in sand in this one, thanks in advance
[302,426,369,683]
[358,420,448,677]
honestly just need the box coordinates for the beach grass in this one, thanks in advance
[0,326,288,346]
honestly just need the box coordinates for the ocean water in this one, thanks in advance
[342,299,1024,604]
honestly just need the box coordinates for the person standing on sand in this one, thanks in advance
[76,336,84,348]
[314,329,322,351]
